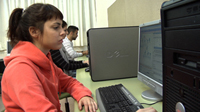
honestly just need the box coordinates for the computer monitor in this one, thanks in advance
[7,40,12,56]
[137,20,162,101]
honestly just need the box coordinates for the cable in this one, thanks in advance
[140,100,162,105]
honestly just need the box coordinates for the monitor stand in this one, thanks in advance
[141,90,162,101]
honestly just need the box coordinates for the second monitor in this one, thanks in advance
[137,20,163,101]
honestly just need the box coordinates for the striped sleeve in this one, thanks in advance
[50,50,88,71]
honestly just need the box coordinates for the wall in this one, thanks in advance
[108,0,168,27]
[95,0,116,27]
[0,0,9,50]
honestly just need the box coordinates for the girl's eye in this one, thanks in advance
[54,27,59,30]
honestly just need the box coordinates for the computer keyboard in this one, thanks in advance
[96,84,144,112]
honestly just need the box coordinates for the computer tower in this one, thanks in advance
[161,0,200,112]
[87,26,138,81]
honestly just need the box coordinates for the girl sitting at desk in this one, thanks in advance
[1,3,97,112]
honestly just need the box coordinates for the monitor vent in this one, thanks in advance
[165,77,200,112]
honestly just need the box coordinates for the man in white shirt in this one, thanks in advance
[63,25,88,60]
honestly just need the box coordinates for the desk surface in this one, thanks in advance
[74,57,162,112]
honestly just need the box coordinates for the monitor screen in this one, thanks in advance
[138,20,163,101]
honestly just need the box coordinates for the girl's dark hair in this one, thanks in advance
[7,3,63,47]
[62,20,67,28]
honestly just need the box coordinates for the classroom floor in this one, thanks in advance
[0,94,75,112]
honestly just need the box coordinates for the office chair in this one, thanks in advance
[0,59,4,95]
[0,59,5,74]
[59,92,71,112]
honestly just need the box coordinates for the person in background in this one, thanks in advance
[50,20,89,77]
[1,3,97,112]
[63,25,88,60]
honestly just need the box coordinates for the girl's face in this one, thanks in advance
[37,18,65,54]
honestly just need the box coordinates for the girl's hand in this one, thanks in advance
[137,107,157,112]
[78,96,98,112]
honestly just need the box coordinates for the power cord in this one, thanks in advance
[140,100,162,105]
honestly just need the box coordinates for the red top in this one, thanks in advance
[2,41,92,112]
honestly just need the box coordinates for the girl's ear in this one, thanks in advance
[29,26,40,38]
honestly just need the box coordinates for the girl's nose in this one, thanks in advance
[61,30,66,38]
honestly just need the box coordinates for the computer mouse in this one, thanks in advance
[86,55,89,58]
[85,67,90,72]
